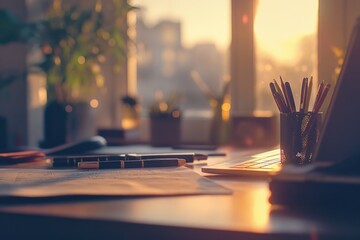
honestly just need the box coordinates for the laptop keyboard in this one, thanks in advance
[231,149,282,171]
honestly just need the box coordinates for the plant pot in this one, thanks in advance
[41,101,67,148]
[150,112,181,147]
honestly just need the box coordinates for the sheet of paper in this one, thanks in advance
[0,167,231,198]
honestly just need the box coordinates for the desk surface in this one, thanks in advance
[0,146,359,240]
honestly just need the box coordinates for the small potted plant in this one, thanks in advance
[148,91,181,146]
[121,95,140,130]
[190,70,231,145]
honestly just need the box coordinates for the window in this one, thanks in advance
[254,0,318,112]
[132,0,231,115]
[132,0,318,116]
[14,0,355,147]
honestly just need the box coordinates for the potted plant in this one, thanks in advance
[0,1,136,147]
[148,91,182,146]
[121,95,140,130]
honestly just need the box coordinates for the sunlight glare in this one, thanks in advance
[254,0,318,64]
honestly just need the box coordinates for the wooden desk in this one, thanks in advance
[0,146,359,240]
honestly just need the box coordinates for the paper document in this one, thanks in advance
[0,167,231,198]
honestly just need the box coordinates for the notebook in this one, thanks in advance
[202,17,360,177]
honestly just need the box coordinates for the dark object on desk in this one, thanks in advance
[52,152,207,167]
[78,158,186,169]
[231,112,278,148]
[314,154,360,176]
[45,136,107,156]
[41,101,67,148]
[97,128,126,146]
[150,112,181,147]
[269,172,360,207]
[0,151,45,165]
[269,155,360,207]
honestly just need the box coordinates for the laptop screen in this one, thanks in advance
[314,18,360,163]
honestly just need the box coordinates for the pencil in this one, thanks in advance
[313,83,331,113]
[313,80,325,111]
[269,82,289,113]
[300,77,309,113]
[275,92,289,113]
[78,158,186,169]
[285,82,296,112]
[304,76,313,112]
[303,77,309,111]
[273,79,286,105]
[303,83,331,136]
[270,82,283,112]
[280,76,291,110]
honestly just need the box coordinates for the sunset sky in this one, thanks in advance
[133,0,231,50]
[254,0,318,64]
[133,0,318,63]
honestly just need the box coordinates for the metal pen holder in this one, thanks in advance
[280,112,322,165]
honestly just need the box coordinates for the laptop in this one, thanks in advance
[202,18,360,177]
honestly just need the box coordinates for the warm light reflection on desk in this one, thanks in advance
[126,180,271,232]
[230,182,271,231]
[252,188,271,227]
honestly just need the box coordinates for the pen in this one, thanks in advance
[52,152,208,167]
[78,158,186,169]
